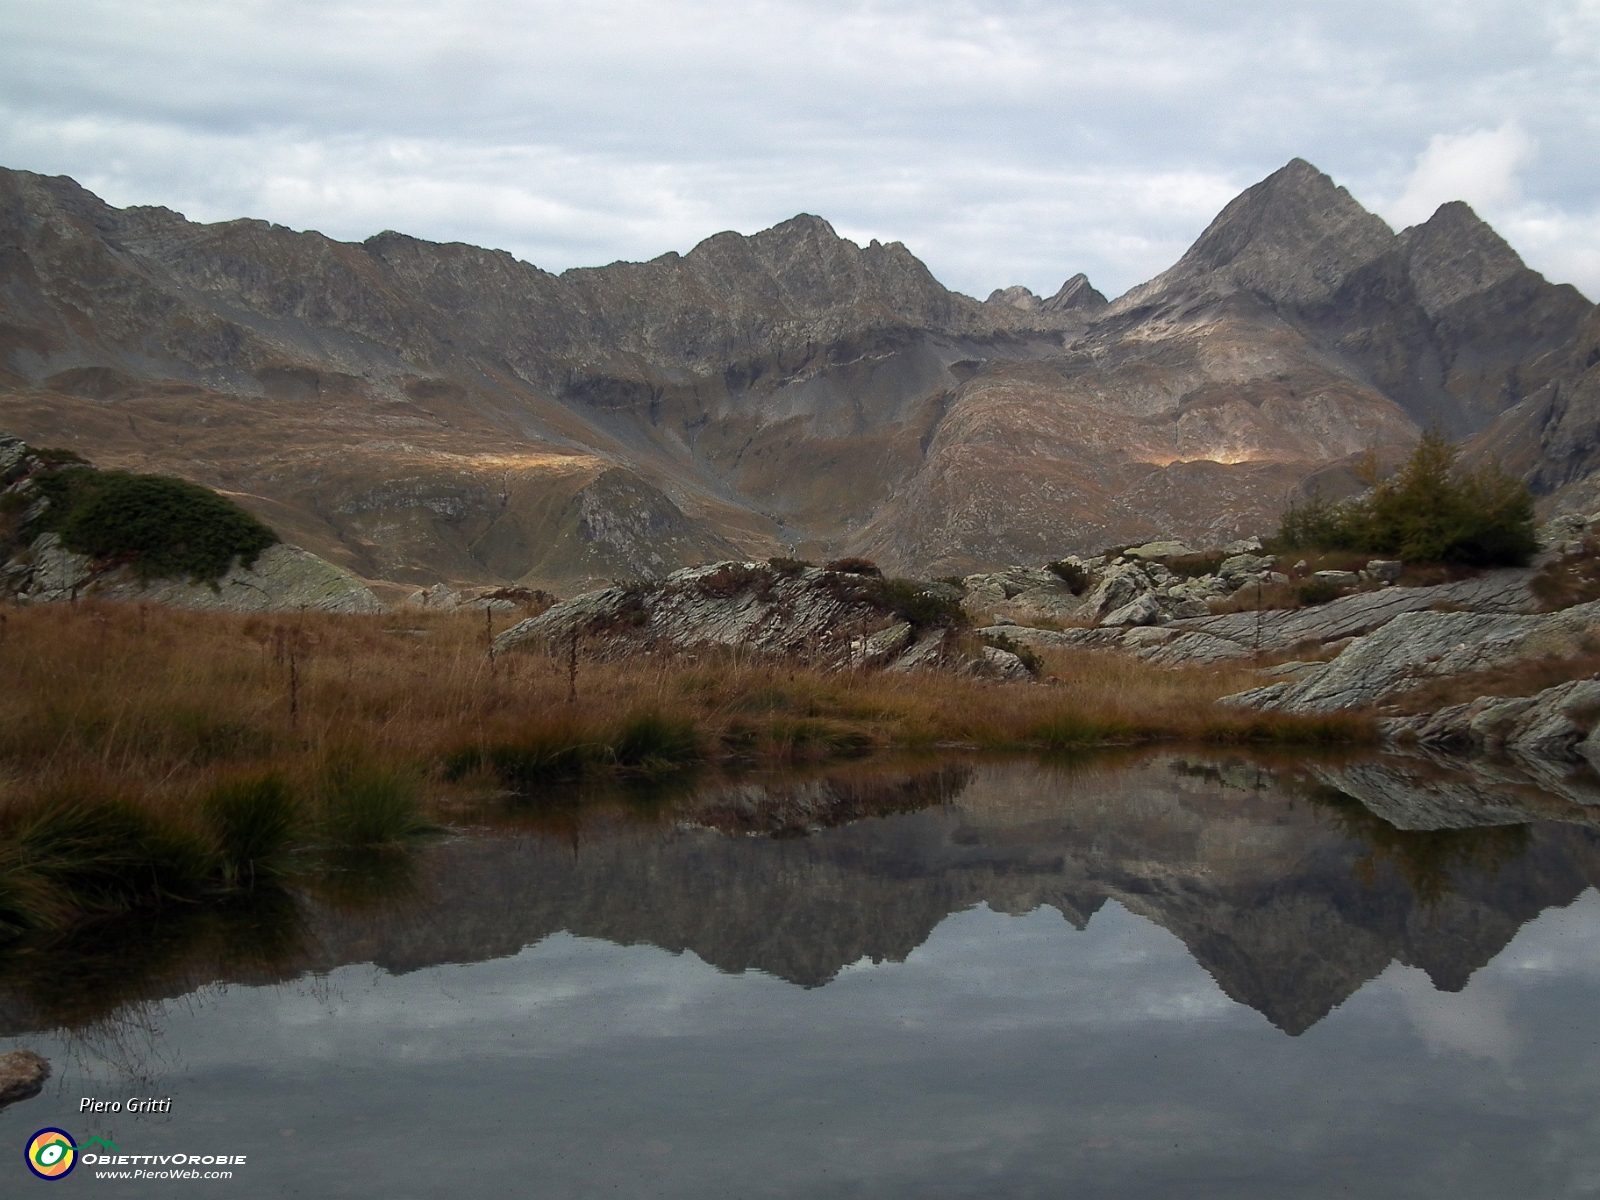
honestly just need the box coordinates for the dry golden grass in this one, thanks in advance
[1384,649,1600,716]
[1531,537,1600,613]
[0,601,1374,813]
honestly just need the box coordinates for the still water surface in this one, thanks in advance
[5,753,1600,1197]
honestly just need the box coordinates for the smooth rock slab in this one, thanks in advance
[1160,568,1538,664]
[1226,601,1600,716]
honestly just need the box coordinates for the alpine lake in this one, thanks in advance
[6,749,1600,1197]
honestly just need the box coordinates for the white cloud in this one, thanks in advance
[0,1,1596,299]
[1387,124,1537,228]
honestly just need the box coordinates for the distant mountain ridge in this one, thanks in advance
[0,159,1592,590]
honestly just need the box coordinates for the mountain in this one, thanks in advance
[0,160,1591,589]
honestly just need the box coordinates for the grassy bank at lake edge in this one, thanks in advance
[0,602,1373,938]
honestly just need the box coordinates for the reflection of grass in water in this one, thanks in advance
[1308,787,1531,906]
[0,888,309,1032]
[0,845,428,1036]
[0,790,214,940]
[302,848,422,912]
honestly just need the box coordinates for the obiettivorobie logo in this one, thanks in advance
[24,1130,246,1182]
[26,1130,119,1180]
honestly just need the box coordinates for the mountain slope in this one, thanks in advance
[0,160,1591,587]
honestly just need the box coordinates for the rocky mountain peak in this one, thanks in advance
[986,285,1041,309]
[1400,200,1532,318]
[1040,272,1107,313]
[1116,158,1395,311]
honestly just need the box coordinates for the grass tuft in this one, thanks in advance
[204,773,301,887]
[319,762,434,848]
[610,711,702,773]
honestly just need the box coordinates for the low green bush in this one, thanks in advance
[27,468,279,581]
[868,578,967,629]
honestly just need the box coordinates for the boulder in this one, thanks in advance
[854,621,915,667]
[405,583,464,611]
[1083,561,1154,619]
[1120,626,1176,648]
[883,628,953,673]
[1220,553,1274,579]
[1222,537,1264,554]
[1366,559,1403,582]
[967,646,1033,682]
[1153,567,1538,665]
[1100,592,1164,627]
[0,1050,49,1109]
[1141,630,1259,666]
[104,545,385,614]
[1125,540,1195,560]
[975,625,1106,652]
[1313,569,1360,588]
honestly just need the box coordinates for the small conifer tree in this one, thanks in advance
[1276,432,1537,566]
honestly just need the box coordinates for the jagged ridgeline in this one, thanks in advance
[2,437,278,581]
[0,158,1594,589]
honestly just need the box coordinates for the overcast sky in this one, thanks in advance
[1,0,1596,301]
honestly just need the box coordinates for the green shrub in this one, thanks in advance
[868,578,968,629]
[1295,578,1341,606]
[320,763,432,848]
[204,774,301,886]
[1275,433,1537,566]
[27,468,279,580]
[826,557,882,576]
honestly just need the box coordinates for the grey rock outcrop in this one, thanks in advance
[1376,679,1600,767]
[0,433,385,614]
[6,538,384,614]
[1222,600,1600,716]
[494,561,976,675]
[1154,568,1537,664]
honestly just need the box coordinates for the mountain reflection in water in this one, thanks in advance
[4,751,1597,1039]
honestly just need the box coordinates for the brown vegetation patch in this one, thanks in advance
[1383,646,1600,716]
[1531,536,1600,612]
[0,603,1376,807]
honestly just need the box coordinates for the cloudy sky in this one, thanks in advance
[2,0,1596,301]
